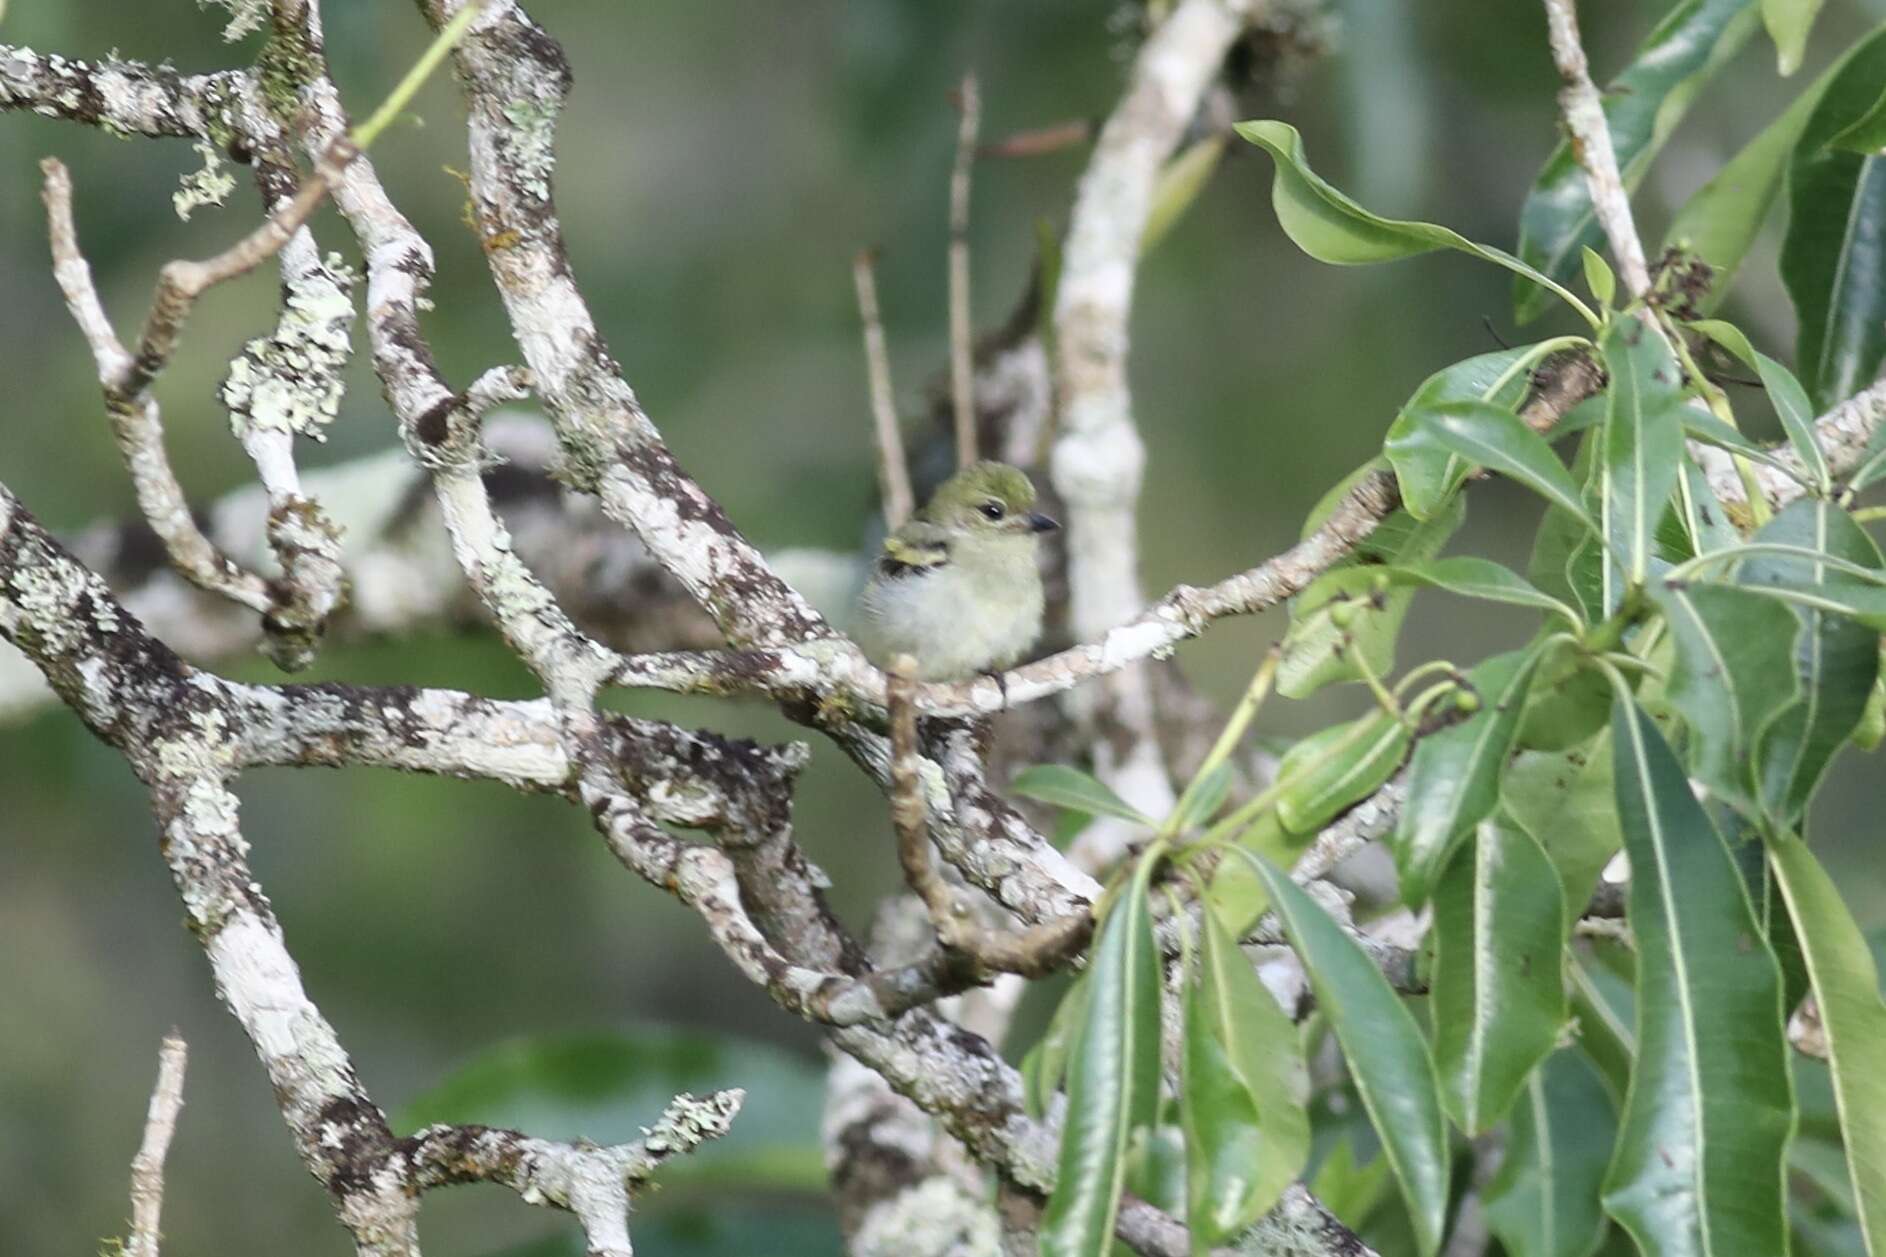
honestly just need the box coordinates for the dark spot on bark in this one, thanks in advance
[393,248,430,279]
[413,397,453,447]
[316,1094,398,1198]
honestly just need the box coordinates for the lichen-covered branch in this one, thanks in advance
[888,658,1093,978]
[431,0,826,649]
[405,1089,744,1256]
[1048,0,1262,868]
[1539,0,1650,296]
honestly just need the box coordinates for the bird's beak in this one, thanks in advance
[1026,512,1060,534]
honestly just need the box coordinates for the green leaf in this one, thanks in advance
[1010,764,1155,827]
[1568,950,1637,1105]
[1763,0,1825,75]
[1171,762,1232,835]
[1582,246,1617,309]
[1042,866,1161,1257]
[1671,460,1747,563]
[1517,637,1615,752]
[1692,319,1833,493]
[1389,556,1583,627]
[1504,731,1623,914]
[1278,495,1465,697]
[1663,50,1845,312]
[1530,429,1606,617]
[1741,501,1885,820]
[1182,904,1311,1248]
[1483,1050,1619,1257]
[1236,119,1596,326]
[1647,582,1802,808]
[1409,400,1597,530]
[1396,646,1547,905]
[1784,34,1886,410]
[1431,818,1569,1134]
[1024,973,1091,1119]
[1832,82,1886,154]
[1602,698,1794,1257]
[1143,134,1226,254]
[1769,833,1886,1257]
[1245,856,1452,1257]
[1599,320,1687,609]
[397,1027,826,1194]
[1514,0,1759,323]
[1273,710,1412,837]
[1385,346,1551,520]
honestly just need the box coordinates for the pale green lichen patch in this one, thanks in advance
[198,0,267,43]
[174,142,237,220]
[501,99,559,203]
[11,560,93,655]
[852,1178,1001,1257]
[221,254,356,441]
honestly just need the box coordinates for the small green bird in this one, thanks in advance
[855,461,1059,681]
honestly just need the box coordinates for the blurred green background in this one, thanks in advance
[3,2,1884,1253]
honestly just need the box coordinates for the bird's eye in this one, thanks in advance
[978,501,1005,521]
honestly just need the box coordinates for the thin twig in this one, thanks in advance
[853,249,915,528]
[888,656,1091,977]
[949,71,982,469]
[124,137,360,400]
[982,118,1093,159]
[125,1033,187,1257]
[1539,0,1650,297]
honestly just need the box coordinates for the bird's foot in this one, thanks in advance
[981,668,1010,711]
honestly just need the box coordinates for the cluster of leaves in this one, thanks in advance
[1017,5,1886,1255]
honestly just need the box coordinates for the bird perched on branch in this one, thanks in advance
[855,461,1059,682]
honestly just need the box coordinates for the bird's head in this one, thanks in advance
[919,461,1059,542]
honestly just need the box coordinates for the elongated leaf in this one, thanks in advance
[1411,400,1597,530]
[1663,40,1860,312]
[1741,501,1884,820]
[1531,429,1605,615]
[1385,346,1547,520]
[1484,1050,1619,1257]
[1672,459,1746,562]
[1247,857,1452,1256]
[1833,82,1886,153]
[1769,833,1886,1257]
[1515,0,1758,323]
[1504,732,1622,913]
[1143,134,1226,253]
[1432,818,1568,1133]
[1183,905,1310,1248]
[1023,973,1091,1118]
[1042,868,1161,1256]
[1237,120,1594,325]
[1692,319,1832,492]
[1763,0,1824,75]
[1737,579,1886,627]
[1279,495,1465,697]
[1582,246,1617,309]
[1390,556,1583,626]
[1648,582,1802,807]
[1600,321,1687,610]
[1396,646,1546,904]
[1568,951,1637,1104]
[1602,698,1794,1257]
[1784,36,1886,410]
[1274,710,1411,837]
[1010,764,1154,827]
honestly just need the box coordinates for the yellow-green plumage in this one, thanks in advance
[854,461,1058,681]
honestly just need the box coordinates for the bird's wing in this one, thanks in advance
[876,522,951,579]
